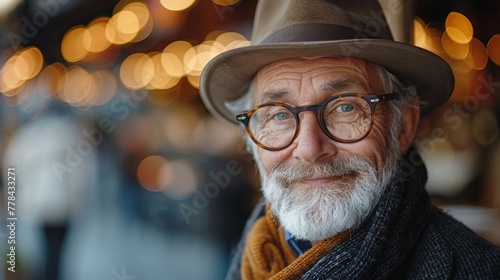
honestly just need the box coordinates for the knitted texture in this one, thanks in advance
[241,205,296,278]
[241,205,349,279]
[226,149,500,279]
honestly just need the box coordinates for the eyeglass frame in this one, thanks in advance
[235,93,398,151]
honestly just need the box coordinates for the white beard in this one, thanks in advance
[258,140,401,242]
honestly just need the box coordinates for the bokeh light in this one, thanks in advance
[120,53,155,89]
[17,47,44,80]
[137,155,171,192]
[186,74,200,89]
[162,103,205,152]
[183,43,220,76]
[445,12,473,44]
[162,159,200,199]
[442,30,470,59]
[106,10,139,45]
[487,34,500,66]
[61,26,91,62]
[116,1,151,30]
[160,0,197,11]
[36,62,66,98]
[86,18,112,53]
[147,52,180,90]
[161,40,192,78]
[1,58,25,92]
[121,1,154,42]
[414,11,497,104]
[422,26,448,60]
[115,11,139,36]
[1,47,43,94]
[413,18,426,47]
[88,69,117,106]
[59,66,94,106]
[211,0,240,6]
[464,38,488,70]
[473,110,499,146]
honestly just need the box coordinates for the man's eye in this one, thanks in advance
[336,104,354,112]
[272,111,291,120]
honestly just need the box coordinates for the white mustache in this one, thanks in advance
[269,157,373,187]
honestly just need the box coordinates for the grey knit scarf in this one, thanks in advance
[226,148,500,279]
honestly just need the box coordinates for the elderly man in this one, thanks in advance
[200,0,500,279]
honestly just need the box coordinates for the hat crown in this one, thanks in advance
[252,0,394,44]
[199,0,454,124]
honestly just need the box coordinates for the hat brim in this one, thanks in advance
[200,39,454,124]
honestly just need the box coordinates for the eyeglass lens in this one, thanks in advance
[248,96,373,149]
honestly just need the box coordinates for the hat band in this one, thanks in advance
[260,23,382,44]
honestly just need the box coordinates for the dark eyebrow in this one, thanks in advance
[320,78,362,92]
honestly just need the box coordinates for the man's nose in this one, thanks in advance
[292,112,338,162]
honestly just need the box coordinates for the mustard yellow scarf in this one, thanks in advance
[241,205,349,280]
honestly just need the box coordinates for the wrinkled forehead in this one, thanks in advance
[254,57,389,98]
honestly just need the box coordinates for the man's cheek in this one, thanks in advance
[259,150,280,173]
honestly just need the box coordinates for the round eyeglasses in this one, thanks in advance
[236,93,397,151]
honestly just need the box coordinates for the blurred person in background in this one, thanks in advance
[3,102,97,280]
[199,0,500,279]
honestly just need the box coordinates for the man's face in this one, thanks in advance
[251,57,403,241]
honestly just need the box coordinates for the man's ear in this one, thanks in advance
[399,98,420,153]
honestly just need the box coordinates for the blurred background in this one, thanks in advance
[0,0,499,279]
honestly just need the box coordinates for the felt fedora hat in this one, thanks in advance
[200,0,454,124]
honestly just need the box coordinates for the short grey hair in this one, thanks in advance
[224,76,256,118]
